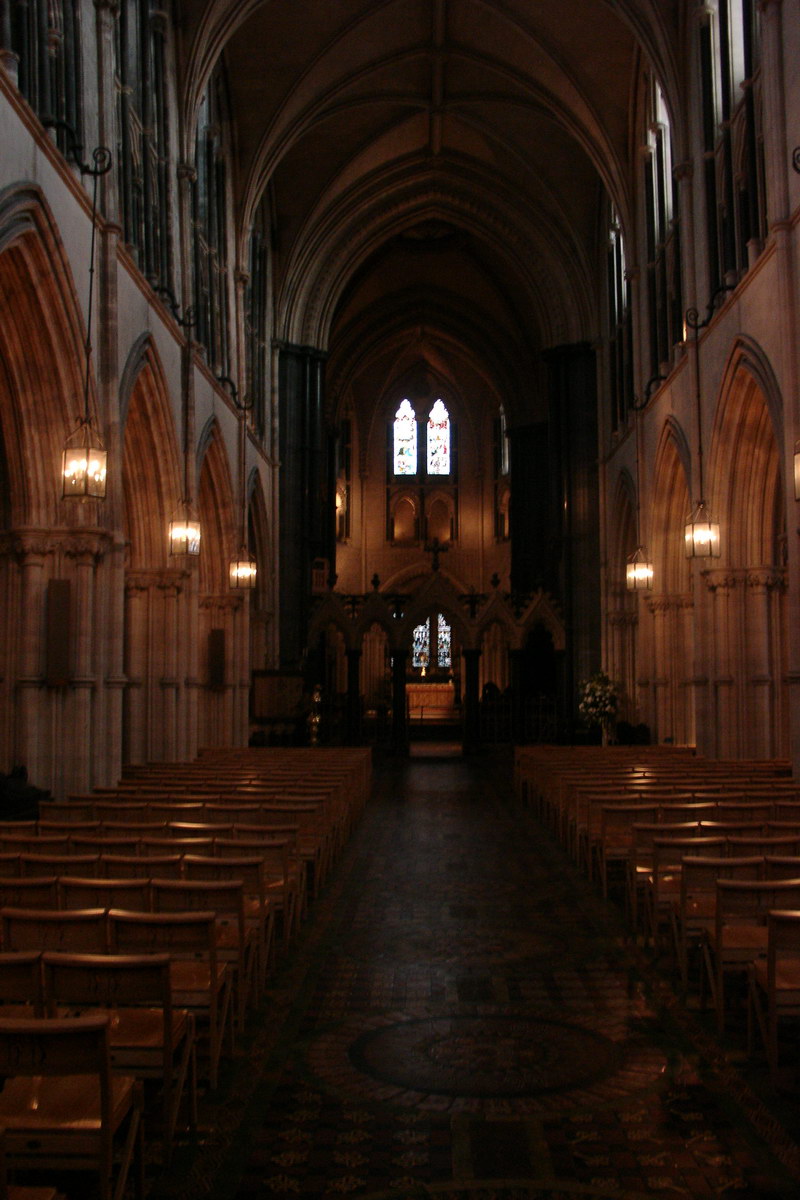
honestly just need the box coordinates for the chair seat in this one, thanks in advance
[169,959,227,1001]
[55,1005,189,1055]
[752,957,800,997]
[710,923,769,957]
[0,1073,136,1131]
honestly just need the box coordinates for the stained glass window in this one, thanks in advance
[427,399,450,475]
[437,613,452,668]
[393,399,417,475]
[412,619,430,668]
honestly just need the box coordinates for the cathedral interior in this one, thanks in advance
[3,1,800,1198]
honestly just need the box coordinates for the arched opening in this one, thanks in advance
[120,340,184,765]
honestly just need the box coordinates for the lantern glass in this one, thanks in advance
[62,422,107,499]
[169,507,201,556]
[229,551,257,589]
[684,503,720,558]
[626,547,654,591]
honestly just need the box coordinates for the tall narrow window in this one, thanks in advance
[643,80,682,378]
[437,613,452,669]
[116,0,173,292]
[427,399,450,475]
[245,192,271,440]
[393,400,418,476]
[10,1,83,160]
[608,205,633,430]
[412,618,430,668]
[192,72,232,376]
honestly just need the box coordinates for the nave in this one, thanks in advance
[147,751,800,1200]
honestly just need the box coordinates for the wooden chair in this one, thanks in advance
[183,854,274,991]
[0,877,58,914]
[0,1016,143,1200]
[1,907,108,954]
[57,876,152,913]
[107,909,232,1090]
[671,855,762,992]
[100,853,183,880]
[150,878,256,1028]
[42,951,197,1163]
[220,832,302,943]
[0,952,44,1018]
[0,1126,63,1200]
[748,908,800,1084]
[20,853,101,879]
[703,877,800,1033]
[0,856,20,878]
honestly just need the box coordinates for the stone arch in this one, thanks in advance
[197,420,236,595]
[652,421,692,595]
[246,467,272,670]
[645,423,695,747]
[0,184,93,527]
[120,337,182,569]
[710,338,785,568]
[196,421,242,749]
[703,340,788,758]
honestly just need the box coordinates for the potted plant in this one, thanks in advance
[578,671,620,745]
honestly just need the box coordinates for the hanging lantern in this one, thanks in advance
[684,501,720,558]
[168,503,201,556]
[61,419,107,499]
[229,548,257,589]
[626,545,654,591]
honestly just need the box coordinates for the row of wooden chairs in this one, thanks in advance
[0,831,300,948]
[515,747,800,1084]
[1,905,233,1095]
[1,947,196,1165]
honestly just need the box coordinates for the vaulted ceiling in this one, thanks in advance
[177,0,681,423]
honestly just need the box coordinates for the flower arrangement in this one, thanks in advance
[577,671,620,730]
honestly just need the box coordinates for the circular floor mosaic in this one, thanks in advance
[304,1009,668,1115]
[349,1015,621,1097]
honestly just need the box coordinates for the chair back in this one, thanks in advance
[1,906,108,953]
[0,950,44,1015]
[58,876,151,912]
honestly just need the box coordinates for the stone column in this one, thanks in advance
[158,572,185,762]
[11,533,50,787]
[123,574,150,765]
[745,570,787,759]
[390,649,408,753]
[462,647,481,753]
[65,534,106,795]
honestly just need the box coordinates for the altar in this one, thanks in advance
[407,680,456,719]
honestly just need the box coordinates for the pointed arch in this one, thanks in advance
[197,421,236,594]
[652,421,692,595]
[0,184,95,525]
[120,337,182,569]
[710,338,785,568]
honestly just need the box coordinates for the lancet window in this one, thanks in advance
[411,614,452,670]
[7,1,82,161]
[116,0,173,293]
[245,193,271,440]
[192,71,232,377]
[644,80,682,377]
[699,0,766,294]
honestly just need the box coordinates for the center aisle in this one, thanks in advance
[152,751,800,1200]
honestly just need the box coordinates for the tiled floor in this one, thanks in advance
[151,750,800,1200]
